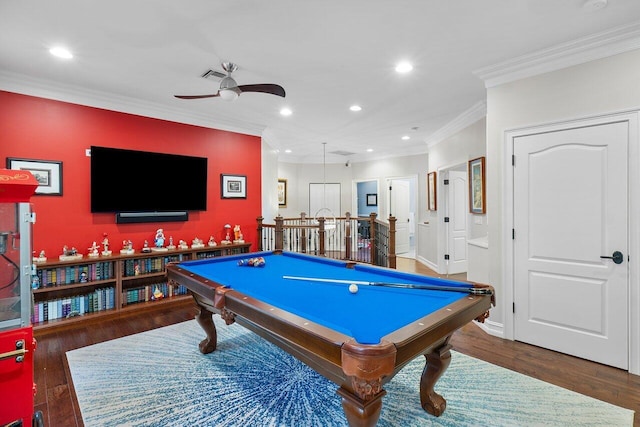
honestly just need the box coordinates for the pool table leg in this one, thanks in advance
[420,337,452,416]
[337,387,386,427]
[195,307,218,354]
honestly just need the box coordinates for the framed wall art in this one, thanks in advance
[221,174,247,199]
[6,157,63,195]
[366,193,377,206]
[427,171,437,211]
[468,157,486,214]
[277,178,287,207]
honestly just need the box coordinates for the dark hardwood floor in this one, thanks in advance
[32,258,639,427]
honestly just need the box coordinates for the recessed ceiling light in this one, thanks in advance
[401,135,410,140]
[49,46,73,59]
[395,62,413,73]
[366,148,373,152]
[285,149,292,153]
[280,108,292,116]
[349,105,362,112]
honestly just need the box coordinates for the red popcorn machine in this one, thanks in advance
[0,169,43,427]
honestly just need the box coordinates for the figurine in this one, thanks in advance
[31,275,40,289]
[80,272,88,283]
[33,250,47,263]
[222,224,232,244]
[120,240,135,255]
[151,229,169,252]
[208,235,217,247]
[178,239,189,250]
[152,286,164,300]
[59,245,82,261]
[154,228,165,248]
[233,225,244,243]
[88,241,100,258]
[141,240,152,253]
[101,233,112,256]
[167,236,176,250]
[191,237,204,249]
[134,263,140,276]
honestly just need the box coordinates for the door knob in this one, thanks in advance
[600,251,623,264]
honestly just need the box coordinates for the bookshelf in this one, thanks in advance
[32,243,251,333]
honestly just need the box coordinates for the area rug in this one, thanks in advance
[66,319,634,427]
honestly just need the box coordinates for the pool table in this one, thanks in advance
[166,250,493,427]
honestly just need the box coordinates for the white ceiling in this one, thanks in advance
[1,1,639,163]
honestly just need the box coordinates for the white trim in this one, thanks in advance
[475,22,640,88]
[0,70,265,136]
[504,109,640,375]
[425,101,487,148]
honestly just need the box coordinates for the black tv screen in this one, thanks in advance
[90,146,208,213]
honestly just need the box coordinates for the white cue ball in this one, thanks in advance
[348,284,359,294]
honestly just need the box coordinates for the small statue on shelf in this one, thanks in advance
[221,224,232,244]
[88,241,100,258]
[101,233,112,256]
[80,272,88,283]
[120,240,135,255]
[33,250,47,263]
[141,240,152,253]
[208,235,217,247]
[59,245,82,261]
[233,225,244,243]
[167,236,176,250]
[178,239,189,250]
[151,228,169,252]
[191,237,204,249]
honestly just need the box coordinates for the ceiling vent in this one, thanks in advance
[330,150,356,156]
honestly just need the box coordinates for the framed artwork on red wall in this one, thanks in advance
[221,174,247,199]
[7,157,63,196]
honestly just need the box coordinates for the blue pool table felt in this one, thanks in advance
[179,252,472,344]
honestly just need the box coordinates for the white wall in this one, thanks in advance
[421,117,487,270]
[486,49,640,344]
[268,153,429,223]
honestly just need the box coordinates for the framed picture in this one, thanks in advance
[468,157,486,214]
[6,158,63,195]
[221,174,247,199]
[277,178,287,207]
[427,171,437,211]
[366,193,377,206]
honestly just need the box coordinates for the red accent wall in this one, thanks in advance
[0,91,261,257]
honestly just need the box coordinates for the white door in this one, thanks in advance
[513,121,629,369]
[446,170,467,274]
[390,179,410,254]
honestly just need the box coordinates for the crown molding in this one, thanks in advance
[0,71,265,136]
[474,21,640,88]
[424,101,487,148]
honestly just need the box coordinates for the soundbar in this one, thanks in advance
[115,211,189,224]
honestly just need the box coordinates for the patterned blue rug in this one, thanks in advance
[66,319,633,427]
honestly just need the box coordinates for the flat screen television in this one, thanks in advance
[90,146,208,215]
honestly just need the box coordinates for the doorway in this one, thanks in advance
[504,112,639,372]
[437,164,468,275]
[386,176,417,257]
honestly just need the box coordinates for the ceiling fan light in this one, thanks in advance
[219,89,238,101]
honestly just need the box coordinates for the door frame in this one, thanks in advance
[503,110,640,375]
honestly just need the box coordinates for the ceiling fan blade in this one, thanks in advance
[237,84,286,98]
[174,93,220,99]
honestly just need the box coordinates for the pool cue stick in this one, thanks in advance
[282,275,493,295]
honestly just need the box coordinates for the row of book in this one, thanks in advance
[122,255,187,277]
[36,262,115,287]
[123,281,189,305]
[32,287,116,323]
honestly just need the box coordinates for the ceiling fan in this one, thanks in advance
[174,62,285,101]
